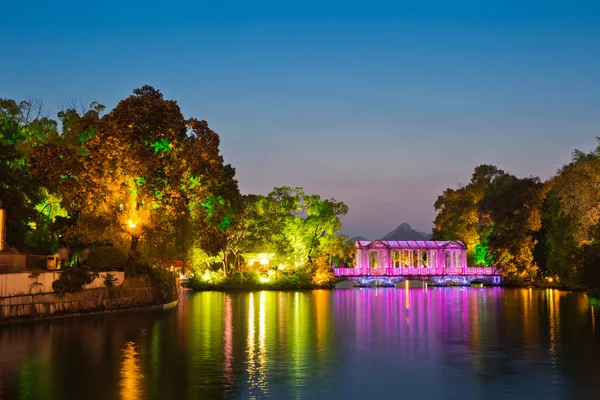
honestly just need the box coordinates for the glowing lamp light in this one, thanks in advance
[202,270,211,282]
[127,219,137,229]
[259,276,270,283]
[547,277,554,283]
[258,253,270,265]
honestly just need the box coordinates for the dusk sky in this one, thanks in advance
[2,0,599,239]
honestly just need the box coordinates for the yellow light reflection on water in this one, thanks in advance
[405,280,410,310]
[247,292,255,383]
[120,341,143,400]
[247,292,269,395]
[224,295,233,389]
[547,289,560,385]
[258,291,267,389]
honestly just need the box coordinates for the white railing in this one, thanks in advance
[333,267,497,277]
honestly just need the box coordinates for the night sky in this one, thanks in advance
[2,1,599,239]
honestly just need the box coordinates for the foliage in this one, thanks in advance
[270,273,314,290]
[541,139,600,287]
[479,175,546,280]
[52,266,98,297]
[433,165,506,266]
[311,254,335,287]
[103,273,119,287]
[86,246,128,271]
[0,98,56,250]
[578,222,600,294]
[124,252,152,277]
[223,187,347,274]
[149,267,178,303]
[433,165,545,280]
[184,266,328,291]
[26,86,240,267]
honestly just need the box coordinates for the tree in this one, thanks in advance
[433,165,545,280]
[0,98,58,250]
[542,139,600,286]
[433,165,506,266]
[29,86,241,265]
[479,175,546,279]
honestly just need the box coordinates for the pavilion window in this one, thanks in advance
[392,250,401,268]
[401,250,409,267]
[421,250,428,267]
[429,250,437,268]
[369,252,379,269]
[412,250,419,268]
[445,251,452,268]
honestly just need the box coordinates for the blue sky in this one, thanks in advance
[1,1,599,238]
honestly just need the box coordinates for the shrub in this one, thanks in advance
[124,252,152,277]
[311,255,335,287]
[272,273,313,290]
[86,246,128,271]
[52,266,98,297]
[149,267,178,303]
[103,272,119,287]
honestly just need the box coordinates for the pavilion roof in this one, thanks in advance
[356,240,465,249]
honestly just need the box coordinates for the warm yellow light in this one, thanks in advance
[127,219,137,229]
[258,253,270,265]
[202,270,211,282]
[259,276,270,283]
[548,277,554,283]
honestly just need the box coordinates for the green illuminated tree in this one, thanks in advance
[0,98,59,250]
[29,87,241,266]
[479,175,546,279]
[433,164,506,266]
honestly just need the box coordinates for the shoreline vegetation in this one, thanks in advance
[181,271,576,293]
[2,87,600,299]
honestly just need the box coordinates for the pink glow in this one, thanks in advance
[332,267,497,276]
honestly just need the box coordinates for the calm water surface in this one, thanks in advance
[1,288,599,399]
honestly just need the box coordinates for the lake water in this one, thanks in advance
[1,288,599,399]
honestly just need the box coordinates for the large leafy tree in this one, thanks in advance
[230,187,348,271]
[542,140,600,286]
[433,165,506,266]
[30,86,240,264]
[433,164,544,279]
[479,175,546,279]
[0,99,59,250]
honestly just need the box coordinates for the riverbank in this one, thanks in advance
[182,271,330,291]
[183,275,589,293]
[0,271,179,323]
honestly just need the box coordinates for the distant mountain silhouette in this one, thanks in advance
[353,236,369,241]
[380,223,432,241]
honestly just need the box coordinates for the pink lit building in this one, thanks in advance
[334,240,501,285]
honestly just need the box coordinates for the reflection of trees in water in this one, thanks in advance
[0,309,168,399]
[554,291,600,396]
[2,290,600,398]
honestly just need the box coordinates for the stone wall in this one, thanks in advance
[0,271,125,297]
[0,275,173,322]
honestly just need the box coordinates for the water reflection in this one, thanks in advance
[120,342,143,400]
[1,288,600,399]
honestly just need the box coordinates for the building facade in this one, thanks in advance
[333,240,500,285]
